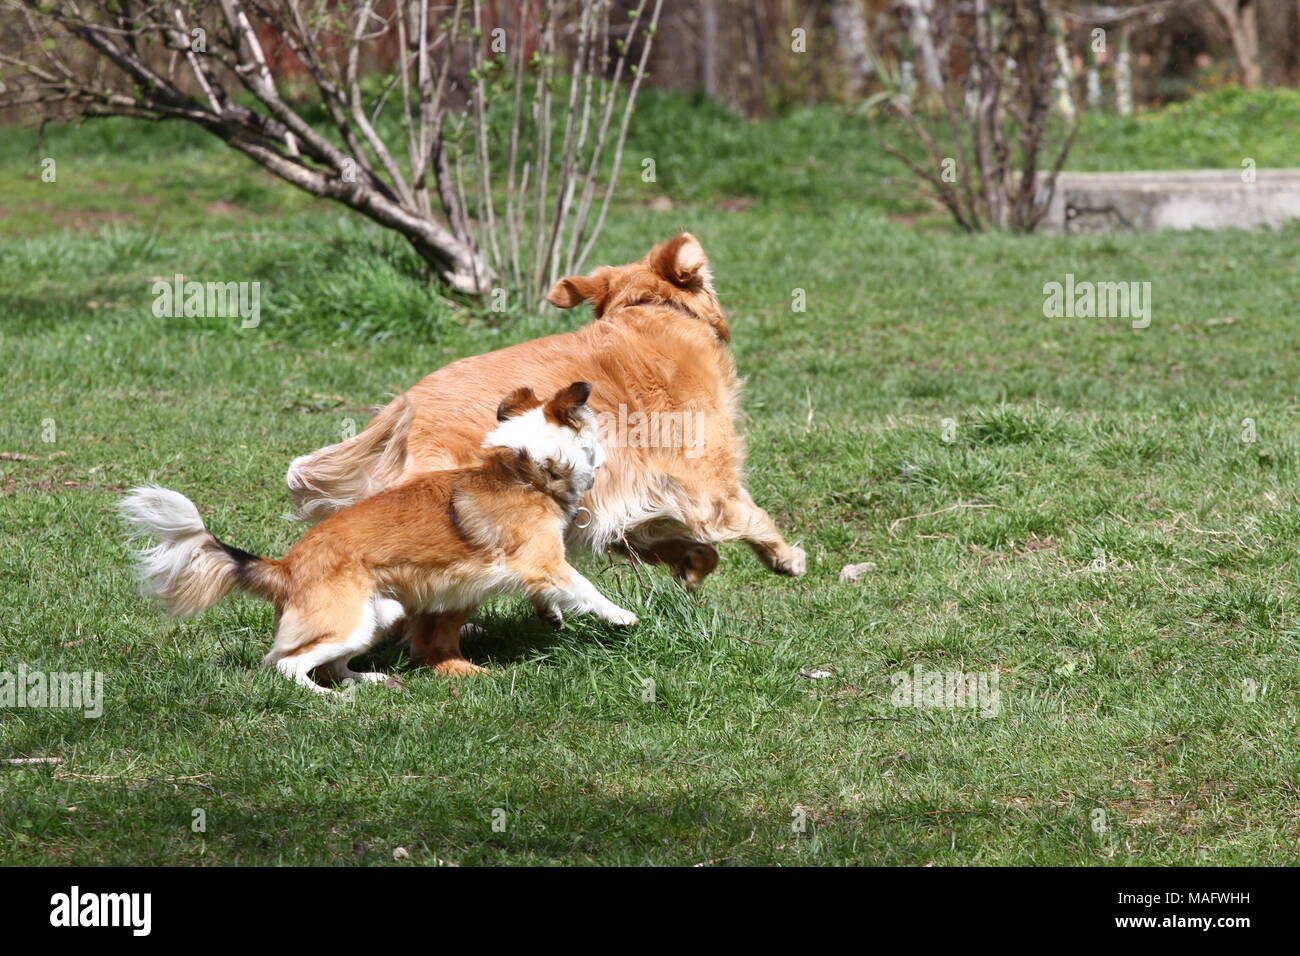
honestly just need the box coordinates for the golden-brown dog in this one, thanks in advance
[120,383,635,693]
[286,233,804,657]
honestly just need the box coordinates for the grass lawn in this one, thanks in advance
[2,90,1299,865]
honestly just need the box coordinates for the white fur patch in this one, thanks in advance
[483,405,604,490]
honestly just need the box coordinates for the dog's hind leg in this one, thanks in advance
[329,663,391,684]
[635,537,720,590]
[692,488,806,577]
[274,645,348,695]
[408,609,486,677]
[265,584,385,694]
[329,595,405,684]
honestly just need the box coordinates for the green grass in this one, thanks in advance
[3,89,1300,865]
[1068,87,1300,172]
[9,85,1294,241]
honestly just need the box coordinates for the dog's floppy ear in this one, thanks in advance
[650,233,709,288]
[497,386,540,422]
[544,381,592,428]
[547,274,609,310]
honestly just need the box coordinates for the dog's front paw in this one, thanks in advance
[606,606,639,627]
[773,546,806,577]
[533,601,564,628]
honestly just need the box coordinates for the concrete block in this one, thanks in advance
[1037,169,1300,234]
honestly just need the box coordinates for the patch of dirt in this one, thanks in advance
[205,201,247,217]
[3,200,136,229]
[715,196,752,212]
[0,477,98,496]
[1013,536,1055,558]
[1133,491,1166,511]
[62,209,133,228]
[888,211,924,226]
[0,455,110,496]
[1109,776,1224,829]
[1,451,68,462]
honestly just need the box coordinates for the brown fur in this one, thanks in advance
[269,455,561,681]
[128,385,634,692]
[286,233,804,655]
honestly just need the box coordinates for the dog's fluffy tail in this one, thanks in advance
[119,486,287,617]
[285,395,412,524]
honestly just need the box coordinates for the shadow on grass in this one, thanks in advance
[4,771,965,865]
[347,605,635,676]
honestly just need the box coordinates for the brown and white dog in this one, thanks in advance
[285,234,804,653]
[120,383,635,694]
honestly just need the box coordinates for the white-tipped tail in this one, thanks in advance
[119,486,246,617]
[119,485,205,539]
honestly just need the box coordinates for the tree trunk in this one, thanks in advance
[1209,0,1262,88]
[830,0,874,98]
[901,0,944,91]
[1115,27,1133,116]
[221,128,492,295]
[701,0,719,99]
